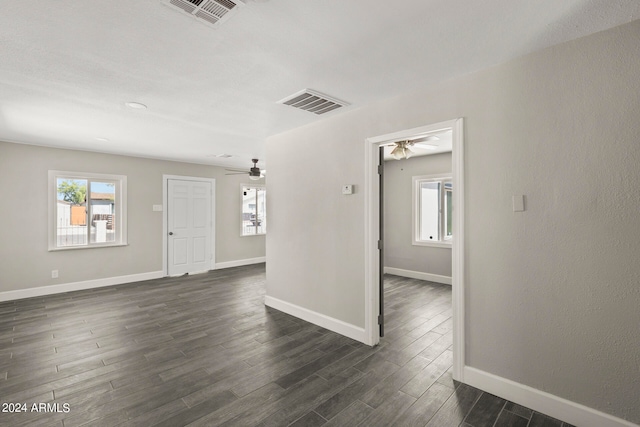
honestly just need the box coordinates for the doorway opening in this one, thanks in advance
[364,118,464,381]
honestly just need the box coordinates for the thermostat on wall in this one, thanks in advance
[342,184,354,195]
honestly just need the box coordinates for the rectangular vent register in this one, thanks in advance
[163,0,245,27]
[278,89,350,115]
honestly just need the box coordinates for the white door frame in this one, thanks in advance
[163,175,216,276]
[364,118,465,381]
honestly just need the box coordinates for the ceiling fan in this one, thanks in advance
[225,158,265,180]
[385,135,440,160]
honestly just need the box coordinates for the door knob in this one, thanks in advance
[169,232,173,235]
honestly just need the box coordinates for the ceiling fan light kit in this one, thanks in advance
[390,140,414,160]
[249,167,262,180]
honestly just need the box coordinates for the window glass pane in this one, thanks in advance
[89,181,116,244]
[445,187,453,238]
[419,182,440,241]
[256,188,266,234]
[56,178,88,246]
[242,187,254,235]
[242,186,266,236]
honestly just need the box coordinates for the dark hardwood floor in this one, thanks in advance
[0,264,574,426]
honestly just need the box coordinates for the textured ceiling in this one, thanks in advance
[1,0,639,169]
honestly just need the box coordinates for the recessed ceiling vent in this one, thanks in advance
[163,0,245,27]
[278,89,350,115]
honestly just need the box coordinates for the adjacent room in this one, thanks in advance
[1,1,640,426]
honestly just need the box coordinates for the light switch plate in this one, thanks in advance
[512,195,525,212]
[342,185,353,195]
[153,205,163,212]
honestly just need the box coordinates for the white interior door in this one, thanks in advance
[168,179,212,276]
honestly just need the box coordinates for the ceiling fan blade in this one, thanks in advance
[380,135,441,148]
[225,172,247,175]
[411,135,440,143]
[225,168,247,172]
[413,143,438,150]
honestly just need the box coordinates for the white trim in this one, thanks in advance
[451,118,465,381]
[48,243,129,251]
[264,296,367,343]
[0,271,163,303]
[365,118,465,378]
[412,240,452,249]
[215,256,266,269]
[162,175,216,276]
[463,367,638,427]
[363,130,380,346]
[384,267,452,285]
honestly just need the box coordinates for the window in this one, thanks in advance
[413,174,452,247]
[242,185,266,236]
[49,171,127,250]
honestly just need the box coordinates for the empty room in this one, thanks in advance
[1,1,640,426]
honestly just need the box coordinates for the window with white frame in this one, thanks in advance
[413,174,452,246]
[242,185,266,236]
[49,171,127,250]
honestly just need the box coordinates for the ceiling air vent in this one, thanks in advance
[278,89,350,115]
[163,0,245,27]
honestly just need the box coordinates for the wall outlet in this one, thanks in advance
[51,270,59,279]
[342,184,354,195]
[153,205,163,212]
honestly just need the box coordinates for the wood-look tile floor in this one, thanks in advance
[0,264,574,427]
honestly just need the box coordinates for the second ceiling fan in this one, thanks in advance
[386,135,440,160]
[225,158,265,180]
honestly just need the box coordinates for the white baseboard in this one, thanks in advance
[1,258,266,302]
[384,267,452,285]
[264,295,367,344]
[215,256,266,270]
[0,271,164,303]
[463,366,638,427]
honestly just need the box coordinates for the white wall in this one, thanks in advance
[0,142,265,293]
[384,152,452,279]
[266,20,640,424]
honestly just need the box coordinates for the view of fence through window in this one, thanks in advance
[56,178,116,247]
[242,186,266,236]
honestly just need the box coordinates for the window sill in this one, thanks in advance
[412,240,452,249]
[48,243,129,252]
[241,234,266,237]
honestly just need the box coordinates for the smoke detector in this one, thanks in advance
[162,0,246,27]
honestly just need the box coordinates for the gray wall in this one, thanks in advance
[384,152,452,277]
[266,20,640,423]
[0,142,265,292]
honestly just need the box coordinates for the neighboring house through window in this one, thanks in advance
[49,171,127,250]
